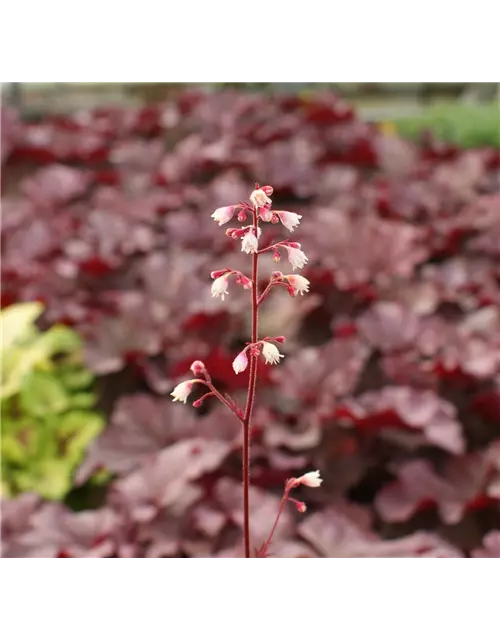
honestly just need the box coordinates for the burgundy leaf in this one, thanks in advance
[110,439,231,523]
[1,494,41,557]
[77,396,237,483]
[298,506,462,557]
[8,505,118,558]
[357,302,420,352]
[471,531,500,558]
[21,165,91,206]
[375,446,500,525]
[335,386,465,454]
[214,478,294,544]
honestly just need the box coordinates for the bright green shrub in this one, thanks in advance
[1,302,104,499]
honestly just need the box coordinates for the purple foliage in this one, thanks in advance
[1,90,499,557]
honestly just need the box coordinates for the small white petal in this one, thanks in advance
[297,470,323,488]
[250,189,272,208]
[170,380,195,403]
[277,211,302,233]
[211,274,230,300]
[286,274,310,295]
[261,341,285,365]
[241,230,259,254]
[286,246,308,271]
[232,350,249,374]
[211,206,235,226]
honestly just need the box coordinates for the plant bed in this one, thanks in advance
[1,90,499,558]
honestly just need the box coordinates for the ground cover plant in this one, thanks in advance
[1,90,499,557]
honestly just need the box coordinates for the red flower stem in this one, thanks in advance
[257,283,272,306]
[241,208,260,558]
[261,487,290,555]
[257,243,279,254]
[198,381,241,419]
[257,281,289,306]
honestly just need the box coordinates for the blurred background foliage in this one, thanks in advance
[1,302,104,500]
[1,82,499,558]
[4,82,499,148]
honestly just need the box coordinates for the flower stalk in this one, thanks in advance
[170,182,318,558]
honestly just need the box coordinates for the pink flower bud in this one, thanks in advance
[232,349,249,374]
[235,274,253,290]
[248,343,261,357]
[237,210,247,222]
[211,269,230,279]
[272,251,281,263]
[271,214,279,224]
[271,271,284,279]
[190,360,206,376]
[261,185,274,196]
[286,496,307,512]
[295,501,307,513]
[226,228,247,239]
[192,398,203,408]
[273,336,286,343]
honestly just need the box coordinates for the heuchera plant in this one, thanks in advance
[170,184,321,557]
[2,91,499,558]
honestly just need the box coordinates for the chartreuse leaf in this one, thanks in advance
[26,459,73,500]
[40,325,82,357]
[0,347,36,400]
[19,371,71,417]
[1,302,44,351]
[69,392,96,409]
[0,464,12,500]
[1,304,104,500]
[1,417,37,461]
[60,366,94,390]
[1,432,29,465]
[58,410,105,465]
[1,310,85,400]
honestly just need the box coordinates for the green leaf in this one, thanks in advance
[1,432,29,464]
[1,344,43,400]
[28,459,73,500]
[1,337,57,400]
[19,371,71,417]
[40,325,82,356]
[0,417,38,458]
[69,392,96,409]
[1,302,44,351]
[60,367,94,390]
[394,102,500,148]
[58,410,104,464]
[1,478,13,499]
[1,306,85,400]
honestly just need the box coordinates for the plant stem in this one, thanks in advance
[241,209,259,558]
[198,381,242,419]
[260,489,289,556]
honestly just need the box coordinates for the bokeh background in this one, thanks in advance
[1,82,499,558]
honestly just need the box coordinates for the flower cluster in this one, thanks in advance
[170,182,315,557]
